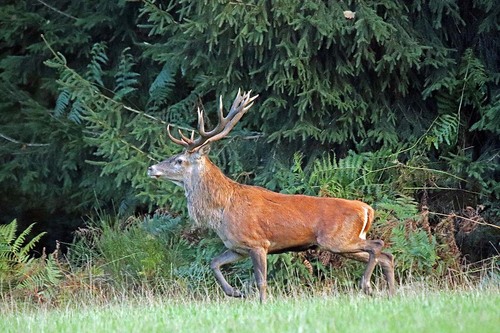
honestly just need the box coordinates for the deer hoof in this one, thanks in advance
[360,278,373,296]
[227,288,245,298]
[362,286,373,296]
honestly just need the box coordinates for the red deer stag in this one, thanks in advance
[148,90,395,302]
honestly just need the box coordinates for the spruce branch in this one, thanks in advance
[37,0,78,20]
[0,133,49,147]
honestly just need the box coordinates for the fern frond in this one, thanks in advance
[54,89,71,117]
[148,63,175,105]
[114,47,139,101]
[425,113,459,150]
[308,152,369,199]
[86,42,108,86]
[44,254,64,286]
[19,231,47,259]
[15,253,63,291]
[11,222,34,254]
[376,195,419,220]
[0,219,18,246]
[68,101,85,124]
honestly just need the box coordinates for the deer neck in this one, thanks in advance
[184,157,235,229]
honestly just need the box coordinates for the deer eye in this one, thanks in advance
[175,159,183,165]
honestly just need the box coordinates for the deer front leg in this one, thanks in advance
[210,250,246,298]
[249,248,268,303]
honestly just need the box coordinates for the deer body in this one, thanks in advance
[184,156,372,252]
[148,90,395,302]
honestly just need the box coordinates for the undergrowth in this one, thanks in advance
[1,210,498,307]
[1,149,498,305]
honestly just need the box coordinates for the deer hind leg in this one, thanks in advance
[340,242,395,295]
[321,239,384,295]
[361,239,384,295]
[379,252,395,295]
[210,250,246,298]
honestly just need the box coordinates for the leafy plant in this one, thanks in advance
[0,220,62,299]
[0,220,46,269]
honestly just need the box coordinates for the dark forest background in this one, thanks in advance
[0,0,498,297]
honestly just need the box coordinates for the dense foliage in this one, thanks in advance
[0,0,498,299]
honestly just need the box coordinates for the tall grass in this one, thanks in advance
[1,286,498,333]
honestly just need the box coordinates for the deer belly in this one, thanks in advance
[268,244,318,254]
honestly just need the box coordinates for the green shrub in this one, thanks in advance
[70,213,192,288]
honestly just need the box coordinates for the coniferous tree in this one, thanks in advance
[0,0,498,257]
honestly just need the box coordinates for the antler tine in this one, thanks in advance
[198,90,258,145]
[225,89,246,119]
[225,90,257,122]
[197,106,207,137]
[167,124,190,148]
[178,128,195,145]
[198,95,229,138]
[218,94,225,124]
[241,91,258,112]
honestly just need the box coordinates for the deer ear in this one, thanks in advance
[199,144,211,155]
[188,144,211,158]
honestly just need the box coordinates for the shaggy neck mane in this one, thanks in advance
[184,156,237,229]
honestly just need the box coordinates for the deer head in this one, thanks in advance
[147,90,258,187]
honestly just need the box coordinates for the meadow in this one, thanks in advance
[1,285,498,333]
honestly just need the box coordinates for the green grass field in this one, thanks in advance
[1,287,498,333]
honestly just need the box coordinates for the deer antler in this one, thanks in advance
[167,89,258,153]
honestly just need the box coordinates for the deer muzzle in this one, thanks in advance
[147,165,163,178]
